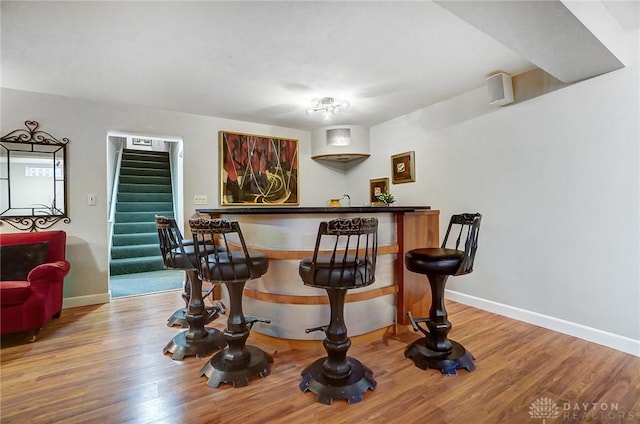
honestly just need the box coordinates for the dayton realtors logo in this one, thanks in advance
[529,397,561,423]
[529,397,638,423]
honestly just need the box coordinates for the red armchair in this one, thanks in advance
[0,230,70,337]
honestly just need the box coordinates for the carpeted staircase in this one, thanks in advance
[110,149,174,276]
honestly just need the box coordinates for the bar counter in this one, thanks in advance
[196,206,439,347]
[197,206,431,215]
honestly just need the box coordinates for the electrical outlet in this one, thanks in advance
[193,194,208,205]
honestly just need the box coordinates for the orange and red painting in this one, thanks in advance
[220,131,299,205]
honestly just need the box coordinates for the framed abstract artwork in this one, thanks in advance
[219,131,299,205]
[369,177,389,205]
[391,150,416,184]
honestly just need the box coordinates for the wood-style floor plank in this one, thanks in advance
[1,291,638,423]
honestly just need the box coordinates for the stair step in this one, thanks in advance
[114,222,157,234]
[116,202,174,212]
[121,160,169,171]
[112,232,160,246]
[111,243,162,259]
[115,211,173,223]
[123,150,169,161]
[118,183,173,194]
[117,192,173,203]
[120,167,171,177]
[110,256,166,276]
[118,175,171,185]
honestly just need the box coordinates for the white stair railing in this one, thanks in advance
[108,146,124,260]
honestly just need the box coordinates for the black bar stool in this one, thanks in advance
[404,213,482,375]
[155,216,226,360]
[189,218,272,388]
[298,217,378,404]
[156,217,220,328]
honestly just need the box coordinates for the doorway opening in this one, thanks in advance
[106,132,185,298]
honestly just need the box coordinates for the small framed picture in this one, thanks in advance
[132,137,152,147]
[391,151,416,184]
[369,177,389,205]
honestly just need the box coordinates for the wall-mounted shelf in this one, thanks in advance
[311,153,370,163]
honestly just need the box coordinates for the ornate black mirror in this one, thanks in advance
[0,120,70,231]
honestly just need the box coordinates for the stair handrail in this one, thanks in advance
[108,146,125,257]
[167,141,178,219]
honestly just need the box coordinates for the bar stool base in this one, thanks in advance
[200,345,273,388]
[299,357,376,405]
[163,328,226,361]
[166,308,188,328]
[405,338,475,376]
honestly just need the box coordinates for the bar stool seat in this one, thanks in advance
[406,248,465,274]
[299,255,373,288]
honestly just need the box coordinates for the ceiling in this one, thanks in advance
[1,1,636,131]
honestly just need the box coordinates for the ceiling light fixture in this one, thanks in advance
[305,97,350,120]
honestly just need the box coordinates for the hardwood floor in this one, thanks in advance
[1,291,638,424]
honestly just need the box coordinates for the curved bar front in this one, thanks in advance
[196,206,439,346]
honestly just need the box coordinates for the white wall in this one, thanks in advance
[348,31,640,351]
[1,89,347,305]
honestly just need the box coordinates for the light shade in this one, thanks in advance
[326,128,351,146]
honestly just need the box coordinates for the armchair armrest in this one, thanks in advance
[27,260,71,284]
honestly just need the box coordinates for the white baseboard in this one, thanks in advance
[446,289,640,357]
[62,292,111,309]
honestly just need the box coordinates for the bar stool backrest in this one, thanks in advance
[441,213,482,276]
[156,215,196,270]
[189,218,264,283]
[303,217,378,289]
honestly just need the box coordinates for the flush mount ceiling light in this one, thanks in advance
[305,97,350,120]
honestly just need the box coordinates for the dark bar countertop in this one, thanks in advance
[196,206,432,215]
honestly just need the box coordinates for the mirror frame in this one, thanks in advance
[0,120,70,231]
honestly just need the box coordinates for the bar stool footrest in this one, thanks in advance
[299,356,376,405]
[404,338,475,376]
[245,316,271,330]
[166,306,223,328]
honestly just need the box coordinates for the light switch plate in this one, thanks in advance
[88,193,97,206]
[193,194,208,205]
